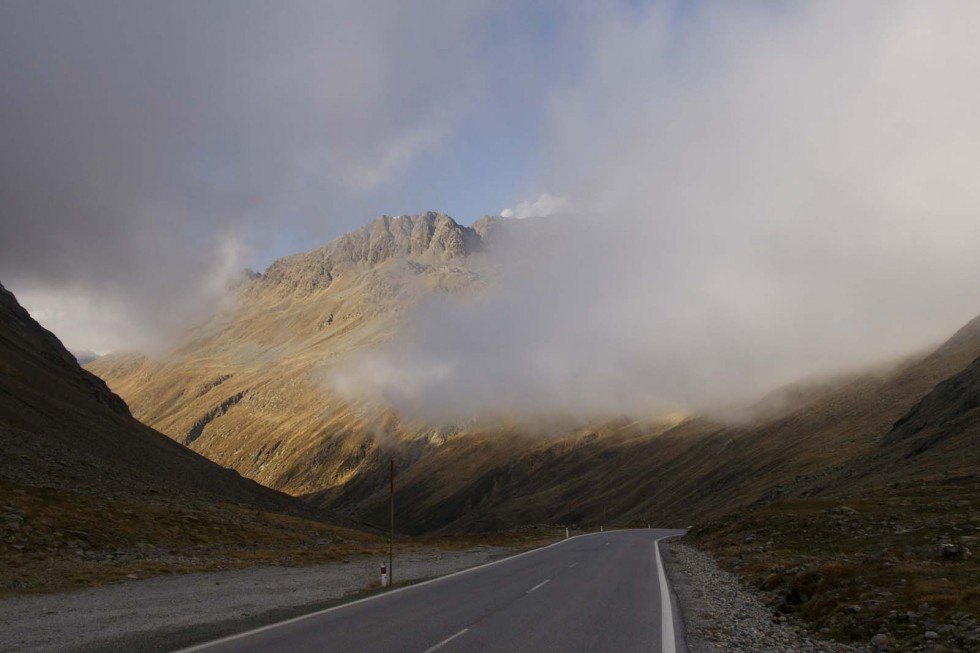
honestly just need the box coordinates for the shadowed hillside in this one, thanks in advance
[0,281,378,596]
[311,317,980,534]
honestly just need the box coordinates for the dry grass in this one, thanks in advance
[0,480,385,597]
[0,480,562,598]
[689,476,980,650]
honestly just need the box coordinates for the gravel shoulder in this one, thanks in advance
[662,540,859,653]
[0,546,517,653]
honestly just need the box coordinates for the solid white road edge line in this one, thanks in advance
[420,628,469,653]
[526,579,550,594]
[655,537,677,653]
[173,529,637,652]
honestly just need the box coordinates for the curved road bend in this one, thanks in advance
[176,528,688,653]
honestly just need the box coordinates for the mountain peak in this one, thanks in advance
[260,212,494,294]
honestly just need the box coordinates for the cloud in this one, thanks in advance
[500,193,570,219]
[0,0,509,351]
[337,1,980,421]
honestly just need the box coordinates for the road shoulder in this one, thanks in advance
[0,546,518,653]
[660,539,856,653]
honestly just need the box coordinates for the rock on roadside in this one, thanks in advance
[662,540,859,653]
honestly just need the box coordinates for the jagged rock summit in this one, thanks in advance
[260,212,493,294]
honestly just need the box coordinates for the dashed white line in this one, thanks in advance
[420,628,469,653]
[568,562,577,568]
[175,532,618,653]
[526,579,551,594]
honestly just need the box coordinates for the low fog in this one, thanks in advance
[334,2,980,420]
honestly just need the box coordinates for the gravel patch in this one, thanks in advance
[662,540,859,653]
[0,546,515,653]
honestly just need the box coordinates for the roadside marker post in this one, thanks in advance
[380,561,388,587]
[565,527,569,539]
[389,458,395,588]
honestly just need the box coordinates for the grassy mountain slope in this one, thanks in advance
[687,326,980,650]
[0,281,379,596]
[89,212,492,498]
[87,213,980,540]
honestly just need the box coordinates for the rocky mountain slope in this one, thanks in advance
[0,281,377,596]
[88,212,500,498]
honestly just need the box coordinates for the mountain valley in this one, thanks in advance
[10,211,980,649]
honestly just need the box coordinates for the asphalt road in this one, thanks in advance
[176,529,687,653]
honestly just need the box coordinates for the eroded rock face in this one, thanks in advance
[260,213,489,294]
[883,353,980,451]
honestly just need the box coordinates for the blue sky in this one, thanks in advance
[256,1,611,263]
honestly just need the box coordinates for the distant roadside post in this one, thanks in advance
[389,458,395,588]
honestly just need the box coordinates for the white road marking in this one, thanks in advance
[421,628,469,653]
[655,538,677,653]
[568,563,577,568]
[174,532,620,652]
[526,579,550,594]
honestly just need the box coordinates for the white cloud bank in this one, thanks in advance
[334,1,980,422]
[500,193,570,219]
[0,1,502,352]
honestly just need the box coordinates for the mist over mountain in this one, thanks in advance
[84,211,980,539]
[334,2,980,420]
[5,2,980,412]
[0,1,566,353]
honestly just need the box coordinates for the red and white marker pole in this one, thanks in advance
[380,561,388,588]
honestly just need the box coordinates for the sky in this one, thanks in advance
[0,0,584,352]
[4,1,980,419]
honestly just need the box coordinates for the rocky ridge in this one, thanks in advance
[259,212,489,295]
